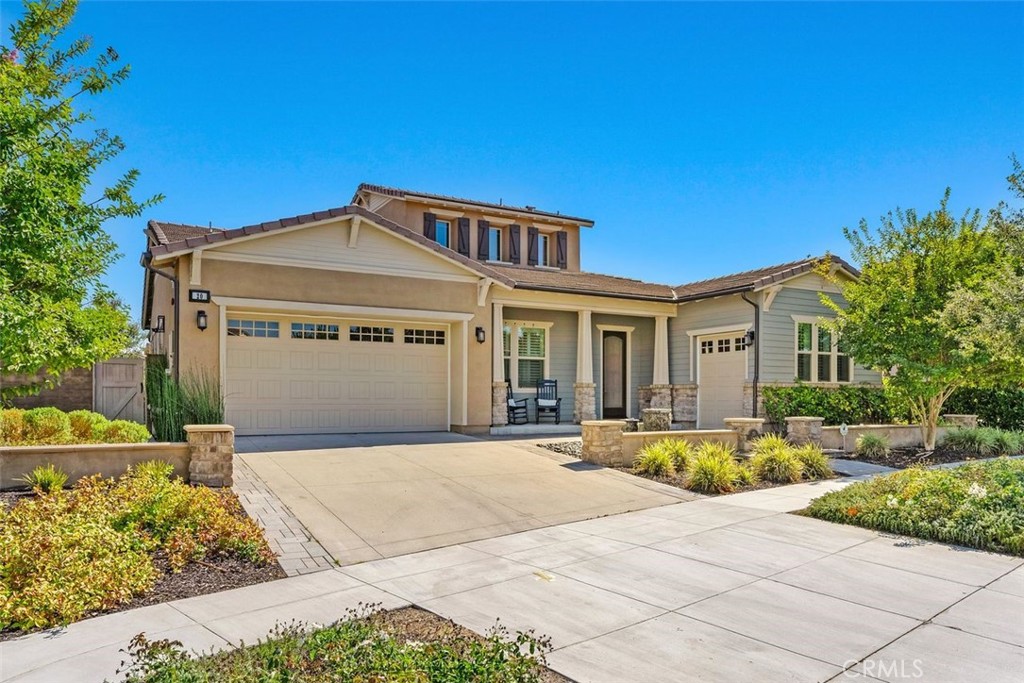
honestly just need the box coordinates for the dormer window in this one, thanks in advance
[488,227,503,262]
[435,219,450,248]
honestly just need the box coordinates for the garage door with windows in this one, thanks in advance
[225,316,448,435]
[697,332,748,429]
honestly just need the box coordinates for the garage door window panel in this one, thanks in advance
[228,319,280,338]
[291,322,339,341]
[349,326,395,343]
[404,329,445,345]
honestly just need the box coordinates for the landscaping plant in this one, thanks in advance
[794,444,834,479]
[101,419,151,444]
[22,407,72,444]
[750,433,790,456]
[0,408,26,443]
[0,408,148,446]
[855,433,890,458]
[685,442,751,494]
[942,427,1023,457]
[68,409,109,441]
[749,448,803,484]
[633,444,675,477]
[805,458,1024,556]
[20,464,68,493]
[762,384,902,427]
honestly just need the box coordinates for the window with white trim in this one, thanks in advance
[227,319,279,338]
[502,321,551,390]
[700,340,714,354]
[435,219,450,248]
[537,233,550,267]
[488,227,503,262]
[796,320,851,383]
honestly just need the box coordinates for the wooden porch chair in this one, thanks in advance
[506,383,529,425]
[534,379,562,424]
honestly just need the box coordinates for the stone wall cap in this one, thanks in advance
[581,420,627,426]
[641,408,672,413]
[184,424,236,433]
[785,416,825,422]
[723,418,766,423]
[941,414,977,418]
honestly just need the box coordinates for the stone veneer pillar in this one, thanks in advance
[942,414,978,429]
[574,382,596,423]
[185,424,235,487]
[491,382,509,426]
[723,418,766,452]
[648,384,673,413]
[671,384,698,428]
[581,420,626,466]
[642,408,672,432]
[785,416,824,447]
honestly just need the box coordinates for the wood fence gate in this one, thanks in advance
[93,358,146,423]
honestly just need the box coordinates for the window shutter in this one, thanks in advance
[509,224,521,264]
[456,217,470,256]
[423,212,437,241]
[555,231,568,269]
[527,227,538,266]
[477,219,490,260]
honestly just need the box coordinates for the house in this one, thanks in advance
[140,183,879,436]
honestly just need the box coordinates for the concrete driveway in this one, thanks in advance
[237,434,691,565]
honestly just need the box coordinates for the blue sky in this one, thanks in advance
[4,1,1022,319]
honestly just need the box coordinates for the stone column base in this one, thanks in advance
[785,416,824,446]
[671,384,698,428]
[942,414,978,429]
[573,382,596,423]
[185,424,235,487]
[648,384,672,412]
[642,408,672,432]
[581,420,627,466]
[491,382,509,427]
[723,417,766,452]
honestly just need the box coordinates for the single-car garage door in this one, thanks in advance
[697,331,748,429]
[225,316,448,435]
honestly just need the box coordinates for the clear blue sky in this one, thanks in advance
[4,1,1022,320]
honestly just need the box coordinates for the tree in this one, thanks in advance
[0,0,160,399]
[820,190,1021,449]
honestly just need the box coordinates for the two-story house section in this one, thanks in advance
[141,183,877,436]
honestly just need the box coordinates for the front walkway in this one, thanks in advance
[3,479,1021,682]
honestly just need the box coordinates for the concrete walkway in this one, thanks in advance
[3,478,1021,683]
[237,437,693,565]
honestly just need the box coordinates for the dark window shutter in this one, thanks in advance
[423,212,437,241]
[509,224,521,264]
[556,231,568,269]
[476,219,490,260]
[456,217,470,256]
[527,227,539,266]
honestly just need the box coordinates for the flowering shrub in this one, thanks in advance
[0,408,148,445]
[805,458,1024,555]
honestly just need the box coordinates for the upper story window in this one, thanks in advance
[536,233,550,267]
[488,227,503,262]
[435,219,450,248]
[795,320,851,383]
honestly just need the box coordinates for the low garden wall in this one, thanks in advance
[0,424,235,490]
[581,420,738,467]
[821,424,951,452]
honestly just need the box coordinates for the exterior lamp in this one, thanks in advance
[196,310,208,331]
[475,326,486,344]
[744,329,756,346]
[153,315,165,333]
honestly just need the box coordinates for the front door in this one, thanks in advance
[602,331,627,418]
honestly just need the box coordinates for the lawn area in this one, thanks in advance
[0,462,281,635]
[117,605,565,683]
[805,457,1024,555]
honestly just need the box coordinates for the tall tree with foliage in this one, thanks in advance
[821,189,1021,449]
[0,0,160,399]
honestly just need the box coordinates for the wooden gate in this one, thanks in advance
[93,358,146,423]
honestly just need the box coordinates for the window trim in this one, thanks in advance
[536,233,550,267]
[488,226,503,263]
[502,320,553,392]
[435,219,451,248]
[792,315,853,384]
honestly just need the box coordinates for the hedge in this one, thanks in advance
[943,387,1024,431]
[0,408,150,446]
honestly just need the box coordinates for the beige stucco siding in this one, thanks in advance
[669,295,754,384]
[593,314,654,419]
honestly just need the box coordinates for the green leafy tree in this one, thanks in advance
[0,0,160,399]
[821,190,1020,449]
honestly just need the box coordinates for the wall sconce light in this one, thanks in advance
[153,315,165,333]
[744,329,756,346]
[196,310,208,331]
[475,326,486,344]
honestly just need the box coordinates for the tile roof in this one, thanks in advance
[675,256,858,300]
[487,264,677,301]
[353,183,594,226]
[147,220,223,245]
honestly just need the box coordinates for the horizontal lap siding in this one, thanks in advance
[503,307,577,409]
[669,296,754,383]
[593,314,654,419]
[761,287,881,384]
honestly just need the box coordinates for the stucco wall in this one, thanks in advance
[0,443,190,490]
[821,424,948,452]
[669,295,754,384]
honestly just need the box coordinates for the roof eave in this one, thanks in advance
[513,283,677,303]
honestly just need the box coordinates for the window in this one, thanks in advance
[537,233,549,266]
[404,328,445,345]
[435,219,450,248]
[795,319,851,383]
[502,321,551,389]
[291,322,339,340]
[488,227,503,262]
[701,340,714,354]
[717,338,731,353]
[734,336,748,351]
[227,319,279,338]
[349,325,394,342]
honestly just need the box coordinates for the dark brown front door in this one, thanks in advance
[602,331,627,418]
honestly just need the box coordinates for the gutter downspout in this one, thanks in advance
[140,251,180,382]
[740,292,760,419]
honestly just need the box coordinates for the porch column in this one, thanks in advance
[574,309,596,422]
[491,303,507,426]
[649,315,672,412]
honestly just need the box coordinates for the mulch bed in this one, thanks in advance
[833,447,984,469]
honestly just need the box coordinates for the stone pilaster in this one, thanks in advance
[785,416,824,447]
[638,385,653,413]
[942,414,978,429]
[671,384,698,428]
[642,408,672,432]
[185,424,234,488]
[648,384,673,413]
[491,382,509,427]
[581,420,626,466]
[573,382,596,423]
[723,417,766,452]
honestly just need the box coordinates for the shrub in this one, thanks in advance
[944,386,1024,431]
[750,448,803,484]
[100,419,151,444]
[67,410,109,442]
[990,430,1024,456]
[146,360,224,442]
[943,427,1023,457]
[0,409,26,444]
[794,444,833,479]
[20,464,68,493]
[685,442,747,494]
[22,407,72,444]
[855,433,890,458]
[633,444,676,477]
[762,384,904,426]
[750,433,790,456]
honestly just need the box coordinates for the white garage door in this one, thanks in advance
[225,316,449,435]
[697,332,748,429]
